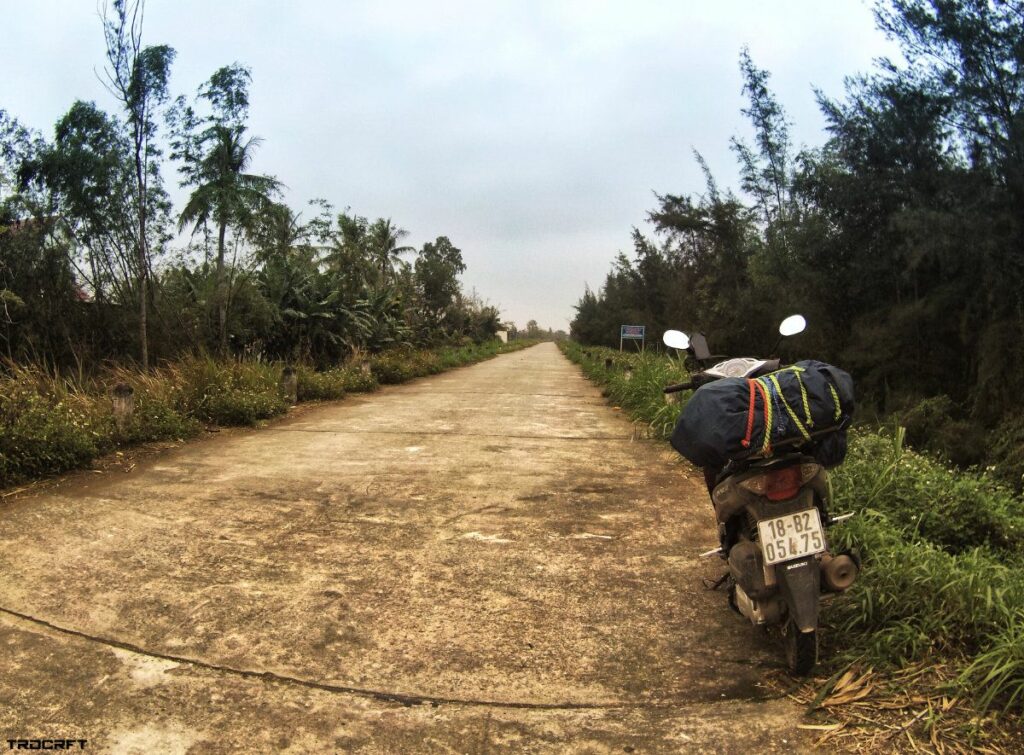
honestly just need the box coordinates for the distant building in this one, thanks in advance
[496,330,508,343]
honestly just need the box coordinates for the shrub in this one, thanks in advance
[370,348,442,383]
[105,366,199,443]
[168,355,288,426]
[897,394,987,467]
[0,375,103,485]
[369,349,413,384]
[339,364,379,393]
[296,365,347,401]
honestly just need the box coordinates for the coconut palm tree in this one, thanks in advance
[179,123,279,353]
[367,217,414,283]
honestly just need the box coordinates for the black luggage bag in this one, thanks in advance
[670,360,854,469]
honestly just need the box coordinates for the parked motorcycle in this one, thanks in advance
[662,317,859,675]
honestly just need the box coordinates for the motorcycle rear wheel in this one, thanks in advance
[783,618,817,676]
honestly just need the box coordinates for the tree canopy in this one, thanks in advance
[0,5,502,368]
[571,0,1024,448]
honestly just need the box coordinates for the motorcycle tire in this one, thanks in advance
[783,618,817,676]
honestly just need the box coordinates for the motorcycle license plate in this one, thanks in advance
[758,509,826,565]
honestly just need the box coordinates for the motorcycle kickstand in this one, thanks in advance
[703,572,731,591]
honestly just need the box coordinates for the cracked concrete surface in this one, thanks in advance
[0,343,813,753]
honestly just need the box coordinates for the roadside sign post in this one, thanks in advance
[619,325,645,352]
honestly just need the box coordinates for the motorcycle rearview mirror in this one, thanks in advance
[770,314,807,355]
[663,329,690,350]
[778,314,806,337]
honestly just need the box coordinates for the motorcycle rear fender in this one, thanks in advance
[712,462,829,523]
[775,556,820,632]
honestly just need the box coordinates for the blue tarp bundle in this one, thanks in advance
[670,360,855,468]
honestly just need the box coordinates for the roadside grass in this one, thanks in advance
[166,355,289,426]
[566,342,689,437]
[560,341,1024,743]
[369,340,525,385]
[0,363,111,484]
[296,364,368,401]
[0,339,535,489]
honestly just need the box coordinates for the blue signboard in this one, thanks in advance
[619,324,646,351]
[620,325,645,339]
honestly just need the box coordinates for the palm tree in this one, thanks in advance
[179,123,279,353]
[367,217,414,283]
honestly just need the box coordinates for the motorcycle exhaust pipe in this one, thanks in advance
[821,553,858,592]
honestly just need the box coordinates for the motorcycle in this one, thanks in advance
[662,316,859,675]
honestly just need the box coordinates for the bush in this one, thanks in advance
[297,360,382,400]
[0,376,103,485]
[296,365,347,401]
[105,366,199,443]
[339,364,379,393]
[370,349,420,384]
[830,428,1024,554]
[897,394,987,467]
[168,355,288,426]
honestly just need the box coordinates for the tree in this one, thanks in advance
[731,49,797,261]
[175,64,280,354]
[414,236,466,339]
[101,0,175,367]
[0,113,71,361]
[366,217,413,283]
[325,211,373,298]
[29,102,139,306]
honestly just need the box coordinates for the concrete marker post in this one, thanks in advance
[111,383,135,436]
[281,366,298,406]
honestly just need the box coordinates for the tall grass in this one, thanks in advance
[562,342,689,437]
[165,355,288,426]
[0,364,109,483]
[561,341,1024,715]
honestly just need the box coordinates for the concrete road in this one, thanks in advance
[0,343,812,753]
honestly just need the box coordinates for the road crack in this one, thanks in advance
[0,605,780,711]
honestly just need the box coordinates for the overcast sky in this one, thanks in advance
[2,1,898,329]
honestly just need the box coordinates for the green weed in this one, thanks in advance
[168,355,288,426]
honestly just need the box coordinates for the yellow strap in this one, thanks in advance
[755,377,773,454]
[794,372,814,428]
[828,383,842,421]
[768,374,812,441]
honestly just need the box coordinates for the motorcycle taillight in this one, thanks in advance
[740,466,804,501]
[764,466,802,500]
